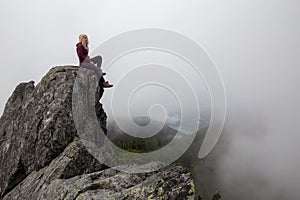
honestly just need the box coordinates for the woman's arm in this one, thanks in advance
[76,43,92,63]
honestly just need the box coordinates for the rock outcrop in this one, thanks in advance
[0,66,194,199]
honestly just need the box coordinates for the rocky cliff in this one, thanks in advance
[0,66,194,200]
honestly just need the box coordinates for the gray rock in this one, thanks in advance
[0,66,107,198]
[3,138,109,200]
[0,66,195,200]
[5,161,194,200]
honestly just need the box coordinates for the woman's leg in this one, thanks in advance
[80,62,103,80]
[90,55,113,88]
[91,55,106,82]
[91,55,102,68]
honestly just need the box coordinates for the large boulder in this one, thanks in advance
[0,66,107,198]
[0,66,195,200]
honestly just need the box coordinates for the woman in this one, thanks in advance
[76,34,113,88]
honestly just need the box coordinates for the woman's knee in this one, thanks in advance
[94,55,102,62]
[92,55,102,67]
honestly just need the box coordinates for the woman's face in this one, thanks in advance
[82,35,88,44]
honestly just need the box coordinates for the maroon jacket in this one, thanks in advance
[76,42,91,65]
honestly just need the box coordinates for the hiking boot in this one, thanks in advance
[101,81,113,88]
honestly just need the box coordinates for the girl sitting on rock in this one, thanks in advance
[76,34,113,88]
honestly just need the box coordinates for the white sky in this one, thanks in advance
[1,0,300,198]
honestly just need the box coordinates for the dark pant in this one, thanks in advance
[80,55,105,84]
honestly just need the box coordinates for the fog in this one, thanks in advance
[1,0,300,199]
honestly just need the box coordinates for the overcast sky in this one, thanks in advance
[1,0,300,199]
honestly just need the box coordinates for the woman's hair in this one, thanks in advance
[79,34,89,50]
